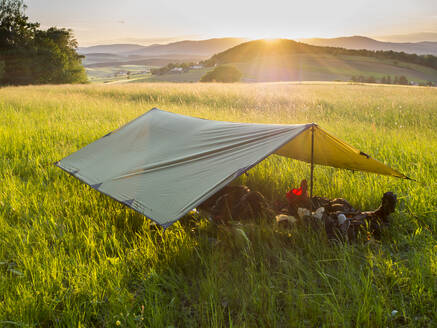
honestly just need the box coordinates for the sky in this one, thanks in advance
[26,0,437,46]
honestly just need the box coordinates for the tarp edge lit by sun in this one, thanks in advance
[56,108,408,228]
[275,125,407,179]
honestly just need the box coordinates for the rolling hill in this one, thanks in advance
[300,36,437,56]
[78,38,247,66]
[79,37,437,83]
[377,32,437,42]
[126,38,248,57]
[203,39,437,83]
[78,38,246,56]
[77,44,146,54]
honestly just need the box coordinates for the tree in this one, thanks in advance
[0,59,4,79]
[398,75,408,85]
[386,75,391,84]
[32,27,87,84]
[0,0,38,84]
[201,65,242,82]
[0,0,38,48]
[366,76,376,83]
[151,63,176,75]
[0,0,87,85]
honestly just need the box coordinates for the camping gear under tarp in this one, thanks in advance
[55,108,408,228]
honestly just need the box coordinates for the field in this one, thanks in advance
[86,64,150,83]
[232,55,437,83]
[0,82,436,327]
[132,68,213,83]
[86,66,212,84]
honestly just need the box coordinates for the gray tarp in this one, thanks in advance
[56,108,406,228]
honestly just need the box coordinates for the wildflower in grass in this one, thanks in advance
[116,320,121,326]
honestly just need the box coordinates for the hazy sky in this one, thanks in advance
[26,0,437,46]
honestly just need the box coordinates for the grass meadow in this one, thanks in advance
[0,82,436,327]
[233,55,437,83]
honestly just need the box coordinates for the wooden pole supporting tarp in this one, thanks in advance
[310,123,315,203]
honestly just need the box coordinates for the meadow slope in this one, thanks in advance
[0,82,436,327]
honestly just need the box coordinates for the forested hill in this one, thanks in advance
[300,36,437,56]
[203,39,437,71]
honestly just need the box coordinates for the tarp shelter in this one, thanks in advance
[56,108,408,228]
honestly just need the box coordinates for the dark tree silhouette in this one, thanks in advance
[200,65,242,83]
[0,0,87,85]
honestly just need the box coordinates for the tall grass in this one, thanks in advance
[0,82,436,327]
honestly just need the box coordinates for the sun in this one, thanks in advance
[263,38,280,43]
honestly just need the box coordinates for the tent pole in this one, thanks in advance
[310,124,315,208]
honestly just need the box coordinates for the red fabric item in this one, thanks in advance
[286,179,308,202]
[292,188,302,196]
[286,188,302,201]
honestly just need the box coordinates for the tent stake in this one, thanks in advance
[310,124,315,208]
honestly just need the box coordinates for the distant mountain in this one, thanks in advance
[85,56,207,68]
[78,38,247,63]
[78,44,146,55]
[81,52,206,66]
[376,32,437,43]
[203,39,437,83]
[300,36,437,55]
[127,38,247,57]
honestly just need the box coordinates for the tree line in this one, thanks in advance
[150,62,195,75]
[351,75,409,85]
[0,0,87,85]
[351,75,434,86]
